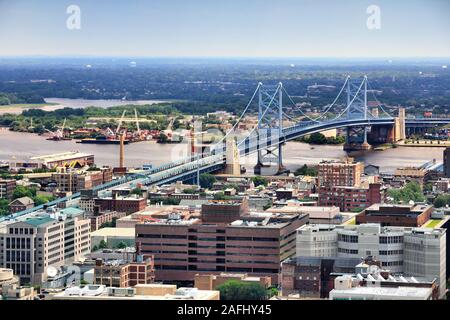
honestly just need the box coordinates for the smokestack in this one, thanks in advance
[119,133,125,168]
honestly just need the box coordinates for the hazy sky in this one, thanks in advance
[0,0,449,58]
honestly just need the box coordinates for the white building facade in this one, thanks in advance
[296,223,447,298]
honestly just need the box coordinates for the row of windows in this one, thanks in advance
[380,236,403,244]
[338,248,358,254]
[380,250,403,256]
[338,234,358,243]
[8,228,34,235]
[381,261,403,267]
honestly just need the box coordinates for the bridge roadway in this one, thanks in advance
[1,117,449,223]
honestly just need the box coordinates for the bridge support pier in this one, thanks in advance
[344,126,371,151]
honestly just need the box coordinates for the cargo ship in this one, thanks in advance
[77,136,130,145]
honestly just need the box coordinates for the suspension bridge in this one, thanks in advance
[2,76,450,222]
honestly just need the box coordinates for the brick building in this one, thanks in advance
[94,196,147,214]
[356,204,433,227]
[317,158,364,188]
[93,257,155,288]
[135,199,308,285]
[318,183,382,212]
[0,179,16,200]
[52,167,113,193]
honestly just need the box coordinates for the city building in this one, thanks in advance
[318,183,382,212]
[280,256,360,298]
[0,207,90,285]
[51,284,220,300]
[1,283,36,300]
[8,152,95,171]
[8,196,34,214]
[329,280,434,300]
[317,158,364,187]
[94,195,147,214]
[135,200,308,285]
[444,148,450,178]
[0,268,20,294]
[52,167,113,193]
[91,227,135,250]
[88,210,127,232]
[93,257,155,288]
[194,273,272,291]
[0,179,16,200]
[356,204,433,227]
[267,205,343,225]
[296,223,447,298]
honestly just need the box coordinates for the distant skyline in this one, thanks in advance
[0,0,449,58]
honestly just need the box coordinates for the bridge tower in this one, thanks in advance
[344,76,371,151]
[253,83,287,175]
[225,137,241,175]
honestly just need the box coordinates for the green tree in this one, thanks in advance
[387,182,425,203]
[434,194,450,208]
[131,187,143,196]
[98,240,108,249]
[217,280,267,300]
[12,185,36,199]
[294,164,318,177]
[199,173,216,189]
[0,199,10,216]
[308,132,327,144]
[116,241,128,249]
[251,176,268,187]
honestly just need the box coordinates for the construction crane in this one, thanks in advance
[116,110,127,135]
[134,108,141,135]
[45,118,68,141]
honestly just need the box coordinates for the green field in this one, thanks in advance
[425,219,441,228]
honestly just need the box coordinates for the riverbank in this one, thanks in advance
[398,140,450,148]
[0,103,58,115]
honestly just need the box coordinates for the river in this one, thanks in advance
[0,128,445,174]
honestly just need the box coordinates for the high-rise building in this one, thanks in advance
[0,208,90,285]
[296,223,447,298]
[317,158,364,188]
[444,147,450,178]
[135,199,308,285]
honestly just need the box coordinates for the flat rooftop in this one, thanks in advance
[29,151,94,162]
[330,286,432,299]
[91,227,135,237]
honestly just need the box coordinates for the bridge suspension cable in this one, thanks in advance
[237,83,282,147]
[366,78,392,118]
[327,77,366,121]
[281,75,350,123]
[210,82,262,152]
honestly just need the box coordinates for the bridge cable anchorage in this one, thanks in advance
[237,83,282,147]
[210,82,262,153]
[281,75,350,123]
[366,78,392,118]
